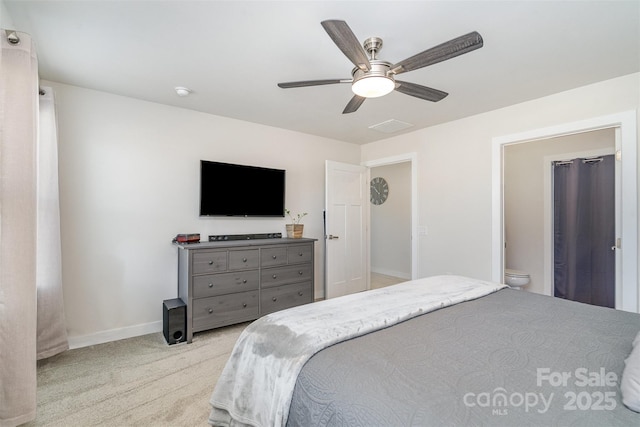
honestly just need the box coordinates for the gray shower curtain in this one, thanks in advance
[553,155,615,308]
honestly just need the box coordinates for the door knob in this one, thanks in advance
[327,235,339,240]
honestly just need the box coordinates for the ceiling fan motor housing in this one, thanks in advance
[363,36,384,58]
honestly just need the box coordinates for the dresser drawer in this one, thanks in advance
[228,249,259,270]
[193,270,259,298]
[261,282,313,315]
[192,251,227,275]
[260,247,287,267]
[192,291,259,331]
[261,264,312,288]
[287,244,313,264]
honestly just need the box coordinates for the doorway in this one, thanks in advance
[493,111,638,313]
[364,153,418,285]
[553,154,615,308]
[370,162,411,288]
[503,130,615,296]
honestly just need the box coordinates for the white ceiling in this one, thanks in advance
[5,0,639,145]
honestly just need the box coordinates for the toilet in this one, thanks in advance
[505,269,530,290]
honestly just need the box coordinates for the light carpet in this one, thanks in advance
[24,323,248,427]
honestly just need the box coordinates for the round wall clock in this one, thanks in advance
[370,177,389,205]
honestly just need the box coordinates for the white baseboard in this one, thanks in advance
[68,320,163,349]
[69,268,408,349]
[371,267,411,280]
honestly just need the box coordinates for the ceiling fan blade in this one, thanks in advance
[321,20,371,72]
[277,79,349,88]
[390,31,483,75]
[395,81,448,102]
[342,95,366,114]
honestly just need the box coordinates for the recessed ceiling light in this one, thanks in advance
[175,87,191,97]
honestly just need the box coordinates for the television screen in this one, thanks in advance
[199,160,285,217]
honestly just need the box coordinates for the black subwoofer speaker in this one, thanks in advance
[163,298,186,345]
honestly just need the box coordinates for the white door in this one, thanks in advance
[325,161,368,298]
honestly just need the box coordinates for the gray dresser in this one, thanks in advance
[176,238,316,342]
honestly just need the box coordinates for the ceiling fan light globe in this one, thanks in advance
[352,75,395,98]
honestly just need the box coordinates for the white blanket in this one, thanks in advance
[208,275,507,427]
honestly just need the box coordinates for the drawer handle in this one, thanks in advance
[242,258,247,262]
[208,283,213,288]
[298,291,303,296]
[242,303,247,308]
[298,252,303,256]
[208,261,214,265]
[208,308,213,314]
[272,297,277,302]
[298,271,303,275]
[272,255,277,259]
[272,274,277,279]
[242,279,247,284]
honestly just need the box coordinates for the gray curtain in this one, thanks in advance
[553,155,615,308]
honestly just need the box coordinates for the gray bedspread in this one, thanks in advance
[210,276,505,426]
[287,289,640,426]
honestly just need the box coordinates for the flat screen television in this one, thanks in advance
[199,160,285,217]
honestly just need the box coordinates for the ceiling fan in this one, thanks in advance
[277,20,483,114]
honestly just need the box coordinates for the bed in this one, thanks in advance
[208,275,640,426]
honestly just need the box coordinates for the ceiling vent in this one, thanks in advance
[368,119,414,134]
